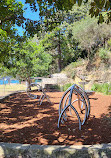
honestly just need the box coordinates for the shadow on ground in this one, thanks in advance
[0,92,111,146]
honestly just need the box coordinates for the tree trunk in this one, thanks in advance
[26,77,31,90]
[87,48,90,61]
[58,30,62,72]
[104,38,106,49]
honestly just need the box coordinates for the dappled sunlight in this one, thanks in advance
[0,92,111,145]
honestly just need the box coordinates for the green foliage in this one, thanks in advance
[91,83,111,95]
[62,83,73,91]
[25,0,111,25]
[5,39,52,81]
[38,4,90,73]
[39,24,80,72]
[72,16,97,49]
[1,0,111,81]
[107,38,111,49]
[98,48,109,62]
[0,0,24,26]
[88,0,111,24]
[68,60,84,68]
[1,0,111,42]
[70,14,111,60]
[0,0,27,62]
[0,29,9,61]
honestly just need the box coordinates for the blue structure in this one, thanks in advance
[0,76,19,85]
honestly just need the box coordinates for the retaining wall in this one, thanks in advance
[0,142,111,158]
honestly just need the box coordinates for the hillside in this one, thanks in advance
[62,55,111,90]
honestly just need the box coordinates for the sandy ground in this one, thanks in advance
[0,91,111,145]
[0,83,26,98]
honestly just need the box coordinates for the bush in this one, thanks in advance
[98,48,109,63]
[107,38,111,48]
[62,83,73,91]
[91,83,111,95]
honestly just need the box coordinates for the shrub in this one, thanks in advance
[62,83,73,91]
[98,48,109,63]
[91,83,111,95]
[107,38,111,48]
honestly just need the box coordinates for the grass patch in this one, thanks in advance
[0,83,26,98]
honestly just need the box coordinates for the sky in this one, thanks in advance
[16,0,40,36]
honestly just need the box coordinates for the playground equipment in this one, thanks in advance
[26,83,51,105]
[58,84,94,130]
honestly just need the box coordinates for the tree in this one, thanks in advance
[25,0,111,25]
[0,0,26,63]
[1,0,111,78]
[1,39,52,83]
[0,0,40,37]
[39,25,79,73]
[36,3,90,72]
[1,0,111,39]
[71,15,111,60]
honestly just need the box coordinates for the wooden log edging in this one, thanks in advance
[0,142,111,158]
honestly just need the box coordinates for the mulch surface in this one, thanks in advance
[0,91,111,145]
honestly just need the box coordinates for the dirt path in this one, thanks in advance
[0,92,111,145]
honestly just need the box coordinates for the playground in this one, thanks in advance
[0,91,111,145]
